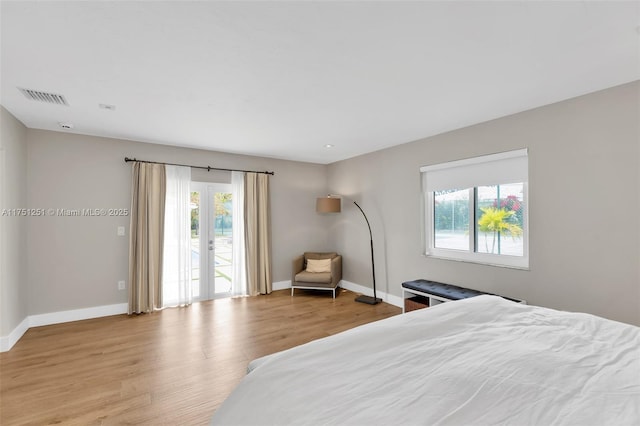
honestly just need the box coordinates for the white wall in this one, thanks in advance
[25,131,330,315]
[0,107,28,338]
[328,81,640,326]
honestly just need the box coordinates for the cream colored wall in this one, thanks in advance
[328,81,640,325]
[0,107,28,336]
[26,130,330,315]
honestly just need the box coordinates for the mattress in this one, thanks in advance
[211,295,640,425]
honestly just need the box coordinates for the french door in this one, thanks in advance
[191,182,233,301]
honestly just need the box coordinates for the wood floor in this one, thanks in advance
[0,289,401,425]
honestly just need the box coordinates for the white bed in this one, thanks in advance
[211,295,640,425]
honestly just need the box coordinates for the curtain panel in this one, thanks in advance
[231,171,247,296]
[128,162,166,314]
[162,165,192,307]
[244,172,272,295]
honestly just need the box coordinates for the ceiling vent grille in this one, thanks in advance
[18,88,69,106]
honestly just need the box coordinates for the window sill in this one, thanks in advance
[423,252,530,271]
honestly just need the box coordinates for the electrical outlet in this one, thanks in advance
[118,280,125,290]
[117,226,125,236]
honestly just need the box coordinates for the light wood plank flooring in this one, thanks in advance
[0,289,400,425]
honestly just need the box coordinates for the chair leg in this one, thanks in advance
[291,287,294,296]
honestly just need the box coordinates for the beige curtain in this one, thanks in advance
[245,172,272,295]
[128,162,166,314]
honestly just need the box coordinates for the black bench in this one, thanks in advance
[402,279,523,312]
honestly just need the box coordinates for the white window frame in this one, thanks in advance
[421,149,529,269]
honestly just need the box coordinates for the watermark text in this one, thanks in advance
[1,208,129,217]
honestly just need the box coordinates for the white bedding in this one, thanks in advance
[211,295,640,425]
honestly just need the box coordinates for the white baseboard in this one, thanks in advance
[272,279,403,308]
[0,316,30,352]
[271,280,291,291]
[28,303,128,327]
[0,303,128,352]
[339,280,403,308]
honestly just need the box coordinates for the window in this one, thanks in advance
[421,149,528,268]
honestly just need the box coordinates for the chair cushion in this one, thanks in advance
[295,271,332,284]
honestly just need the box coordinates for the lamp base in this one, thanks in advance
[355,295,382,305]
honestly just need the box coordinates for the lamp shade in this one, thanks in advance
[316,197,341,213]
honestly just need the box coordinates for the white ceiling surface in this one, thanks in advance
[1,1,639,165]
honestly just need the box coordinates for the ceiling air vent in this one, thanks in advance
[18,88,69,106]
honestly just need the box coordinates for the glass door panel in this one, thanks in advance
[192,182,233,301]
[208,186,233,297]
[190,188,202,300]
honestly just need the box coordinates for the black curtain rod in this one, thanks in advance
[124,157,275,175]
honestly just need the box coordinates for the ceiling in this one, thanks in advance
[1,1,638,165]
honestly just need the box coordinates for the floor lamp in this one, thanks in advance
[316,196,382,305]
